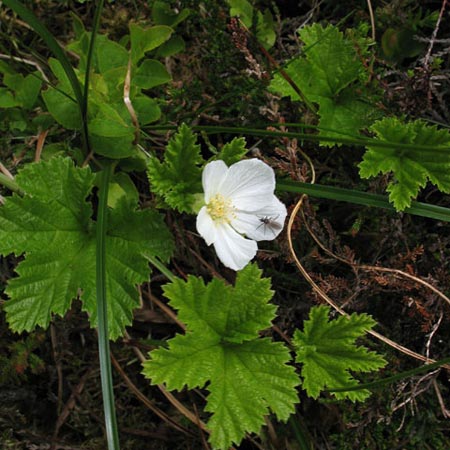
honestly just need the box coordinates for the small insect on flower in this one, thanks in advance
[256,215,283,237]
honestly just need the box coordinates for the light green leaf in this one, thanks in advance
[216,137,248,165]
[147,123,203,212]
[133,96,161,125]
[0,157,174,339]
[95,35,129,74]
[130,24,173,63]
[270,23,379,145]
[359,117,450,211]
[89,118,133,137]
[228,0,253,28]
[42,87,81,130]
[256,9,276,49]
[293,305,386,401]
[134,59,171,89]
[143,264,299,450]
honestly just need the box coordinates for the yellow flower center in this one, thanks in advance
[206,194,235,223]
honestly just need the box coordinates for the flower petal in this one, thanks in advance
[202,160,228,202]
[221,159,276,211]
[196,206,217,245]
[213,223,257,270]
[232,196,287,241]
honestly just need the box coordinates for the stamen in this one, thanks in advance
[207,194,235,223]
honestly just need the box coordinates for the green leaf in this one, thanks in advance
[147,123,203,213]
[293,306,386,401]
[89,103,135,158]
[3,72,42,109]
[143,264,299,450]
[133,96,161,125]
[270,24,379,144]
[216,136,248,165]
[95,35,129,74]
[42,60,81,129]
[228,0,253,28]
[156,35,186,58]
[0,157,174,339]
[256,9,276,49]
[130,24,173,63]
[134,59,172,89]
[359,117,450,211]
[0,88,20,108]
[151,1,191,27]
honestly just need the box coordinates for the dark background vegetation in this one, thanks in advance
[1,0,450,448]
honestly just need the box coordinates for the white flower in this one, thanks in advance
[196,158,287,271]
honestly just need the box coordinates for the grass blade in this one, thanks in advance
[277,180,450,222]
[96,163,120,450]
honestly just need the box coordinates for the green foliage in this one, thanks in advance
[215,137,248,165]
[359,118,450,211]
[293,306,386,402]
[143,264,299,450]
[227,0,276,49]
[147,124,203,213]
[41,20,173,159]
[0,157,174,339]
[0,62,43,134]
[270,23,380,144]
[151,1,190,57]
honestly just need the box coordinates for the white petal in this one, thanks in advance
[232,196,287,241]
[196,206,217,245]
[202,160,228,202]
[221,159,276,211]
[213,223,257,271]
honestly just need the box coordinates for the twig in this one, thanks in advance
[110,351,193,436]
[366,0,376,41]
[423,0,448,69]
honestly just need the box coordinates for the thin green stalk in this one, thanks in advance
[4,0,90,155]
[328,356,450,394]
[96,164,120,450]
[147,255,176,283]
[277,180,450,222]
[146,124,450,153]
[0,173,22,195]
[83,0,105,121]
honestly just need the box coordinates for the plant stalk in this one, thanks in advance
[96,164,120,450]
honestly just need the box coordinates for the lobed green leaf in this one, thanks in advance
[143,264,299,450]
[147,123,203,213]
[359,117,450,210]
[0,157,174,339]
[293,305,386,401]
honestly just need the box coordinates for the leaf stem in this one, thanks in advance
[96,163,120,449]
[328,356,450,393]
